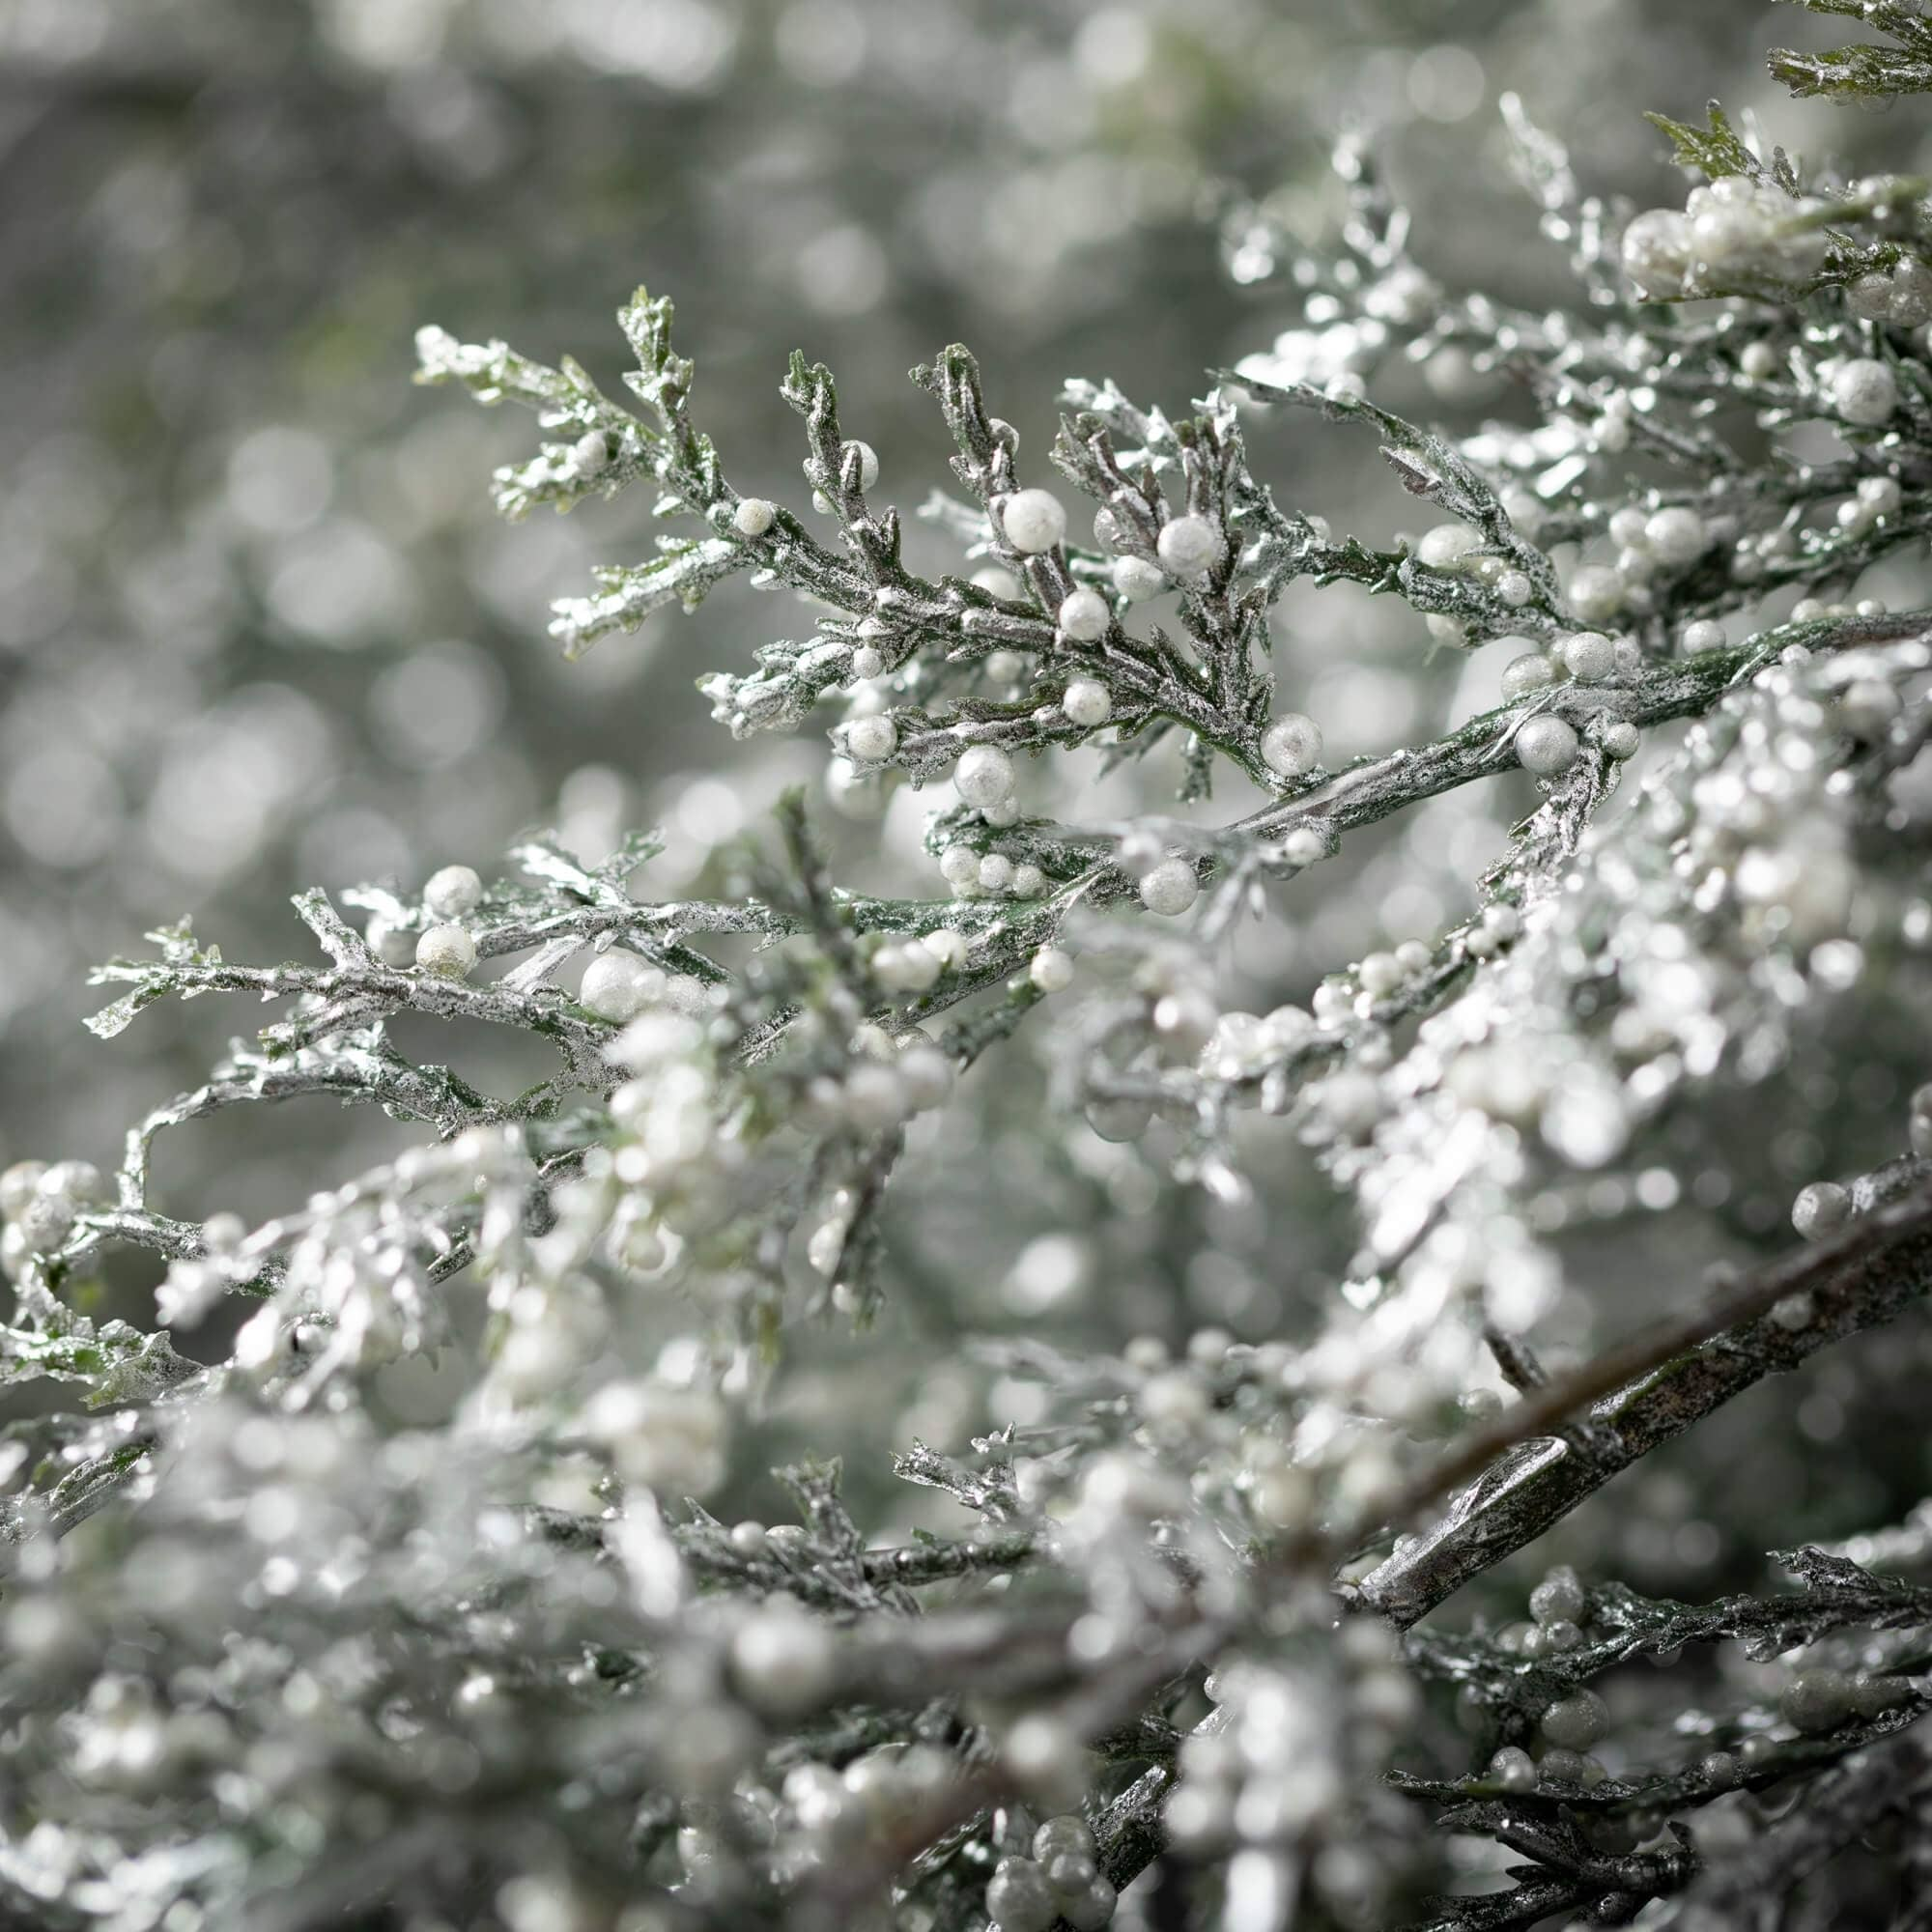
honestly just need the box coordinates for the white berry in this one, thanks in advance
[580,951,661,1022]
[730,1610,836,1718]
[845,715,897,762]
[1417,523,1481,570]
[1541,1690,1609,1749]
[1260,713,1322,779]
[1029,947,1075,993]
[1832,357,1899,428]
[1501,652,1556,699]
[844,440,879,489]
[1567,564,1625,625]
[1561,631,1617,682]
[732,497,776,537]
[1062,678,1112,727]
[415,923,477,979]
[1057,586,1111,641]
[424,865,483,919]
[1138,859,1199,917]
[955,744,1015,809]
[1001,489,1067,554]
[1644,506,1707,565]
[1792,1181,1851,1238]
[1112,554,1166,602]
[874,943,941,994]
[1516,715,1580,776]
[1155,514,1222,576]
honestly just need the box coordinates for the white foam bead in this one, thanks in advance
[1566,564,1625,625]
[844,440,880,488]
[1859,474,1903,517]
[1057,586,1111,641]
[580,950,662,1022]
[867,946,922,994]
[732,497,776,537]
[1832,357,1898,428]
[730,1611,837,1718]
[1155,514,1223,576]
[1501,652,1556,699]
[1516,716,1580,776]
[1001,488,1067,554]
[1560,631,1616,682]
[1260,712,1322,779]
[1793,1181,1851,1238]
[898,1045,955,1112]
[1062,678,1112,727]
[423,864,483,919]
[1138,859,1199,917]
[938,844,980,887]
[415,923,477,979]
[1644,506,1707,565]
[1112,554,1166,602]
[844,715,897,762]
[1029,947,1075,993]
[954,743,1015,808]
[1417,523,1481,569]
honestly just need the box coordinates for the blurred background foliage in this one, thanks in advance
[4,0,1928,1590]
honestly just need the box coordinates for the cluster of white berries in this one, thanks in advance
[1620,176,1831,300]
[581,1377,730,1496]
[0,1155,110,1263]
[801,1025,955,1143]
[810,439,878,513]
[1167,1644,1414,1861]
[1835,472,1904,538]
[996,481,1228,602]
[414,863,485,979]
[983,1817,1116,1932]
[1409,521,1537,621]
[1845,253,1932,327]
[1104,826,1201,918]
[1495,621,1654,776]
[568,429,613,478]
[1352,938,1438,1003]
[1776,1662,1912,1736]
[580,948,696,1023]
